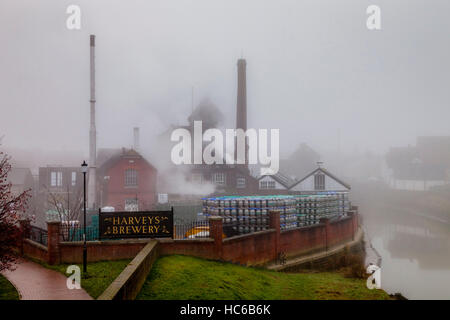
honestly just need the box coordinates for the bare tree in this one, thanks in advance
[0,151,31,271]
[44,184,83,241]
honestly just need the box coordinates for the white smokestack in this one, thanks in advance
[88,34,97,209]
[133,127,140,152]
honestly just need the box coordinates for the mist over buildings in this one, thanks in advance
[3,1,450,300]
[1,0,450,176]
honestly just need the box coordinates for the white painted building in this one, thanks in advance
[388,179,447,191]
[289,167,350,193]
[257,172,294,191]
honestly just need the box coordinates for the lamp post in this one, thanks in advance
[81,161,88,273]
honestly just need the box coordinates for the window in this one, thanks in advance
[125,199,138,211]
[125,169,137,187]
[260,180,276,189]
[71,172,77,186]
[212,172,226,186]
[314,173,325,190]
[236,176,246,188]
[50,171,62,187]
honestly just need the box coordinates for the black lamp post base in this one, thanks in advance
[83,248,87,273]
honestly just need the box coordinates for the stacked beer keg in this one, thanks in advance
[201,192,350,234]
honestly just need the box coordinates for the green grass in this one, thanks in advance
[137,255,391,300]
[0,274,19,300]
[40,259,131,299]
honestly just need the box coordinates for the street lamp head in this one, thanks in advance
[81,160,88,173]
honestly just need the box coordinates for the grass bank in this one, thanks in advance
[137,255,391,300]
[0,274,20,300]
[40,259,131,299]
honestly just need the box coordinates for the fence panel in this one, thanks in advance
[59,219,211,241]
[174,219,210,240]
[28,226,48,246]
[60,223,99,242]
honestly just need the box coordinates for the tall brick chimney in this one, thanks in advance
[236,58,248,170]
[236,59,247,133]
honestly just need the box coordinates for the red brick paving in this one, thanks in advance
[1,258,93,300]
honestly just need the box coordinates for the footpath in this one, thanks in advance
[1,258,92,300]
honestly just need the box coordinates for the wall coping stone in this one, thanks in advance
[223,229,276,243]
[330,216,352,225]
[23,238,48,252]
[157,238,214,244]
[97,240,159,300]
[59,239,153,246]
[280,224,324,234]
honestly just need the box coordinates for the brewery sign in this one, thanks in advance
[99,209,173,239]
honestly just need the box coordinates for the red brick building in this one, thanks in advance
[190,163,259,195]
[97,148,157,211]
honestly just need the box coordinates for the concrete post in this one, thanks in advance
[269,210,280,260]
[320,217,330,251]
[47,221,61,265]
[209,216,223,260]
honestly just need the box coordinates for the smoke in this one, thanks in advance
[158,166,215,196]
[188,98,224,130]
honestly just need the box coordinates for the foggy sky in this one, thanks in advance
[1,0,450,164]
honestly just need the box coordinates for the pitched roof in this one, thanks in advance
[97,148,157,174]
[96,148,122,167]
[289,167,351,190]
[257,171,296,188]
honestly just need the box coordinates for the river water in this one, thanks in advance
[353,183,450,300]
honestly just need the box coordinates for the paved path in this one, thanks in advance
[1,258,93,300]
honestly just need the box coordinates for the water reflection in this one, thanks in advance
[354,183,450,299]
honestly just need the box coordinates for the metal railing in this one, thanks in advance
[58,219,212,241]
[59,223,99,242]
[174,219,210,240]
[28,226,48,246]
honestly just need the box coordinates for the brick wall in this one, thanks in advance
[22,239,48,262]
[222,230,277,265]
[280,225,327,258]
[59,240,149,264]
[98,241,160,300]
[158,239,217,260]
[21,209,359,267]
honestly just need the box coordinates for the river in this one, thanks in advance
[352,182,450,300]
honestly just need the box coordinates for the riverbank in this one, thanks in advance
[137,255,391,300]
[351,181,450,299]
[352,181,450,223]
